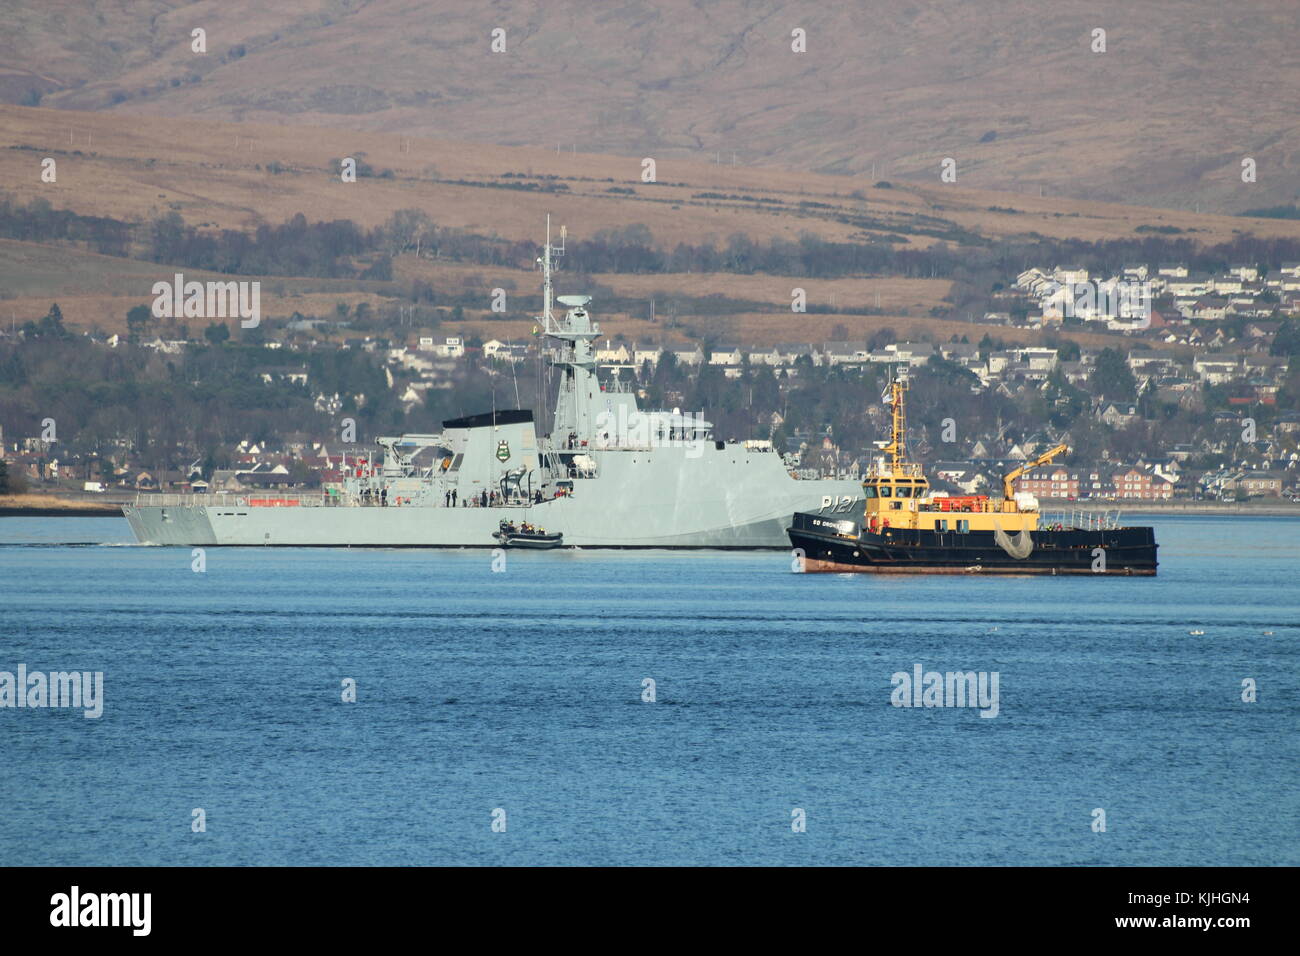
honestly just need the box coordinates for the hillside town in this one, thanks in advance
[1007,261,1300,332]
[4,261,1296,504]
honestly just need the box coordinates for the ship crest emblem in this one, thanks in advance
[496,440,511,463]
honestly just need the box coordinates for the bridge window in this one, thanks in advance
[880,485,892,497]
[863,485,877,498]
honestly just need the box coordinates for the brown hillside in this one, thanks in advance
[0,105,1293,352]
[3,1,1298,212]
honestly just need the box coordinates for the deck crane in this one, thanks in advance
[1001,443,1069,505]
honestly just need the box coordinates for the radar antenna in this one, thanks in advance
[536,214,566,327]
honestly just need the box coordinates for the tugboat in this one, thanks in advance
[787,376,1158,575]
[495,519,563,549]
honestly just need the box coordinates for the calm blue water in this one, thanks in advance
[1,515,1296,866]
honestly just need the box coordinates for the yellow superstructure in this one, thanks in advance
[861,379,1065,535]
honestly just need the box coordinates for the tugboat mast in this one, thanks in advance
[882,377,909,474]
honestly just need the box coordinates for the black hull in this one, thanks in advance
[787,512,1157,575]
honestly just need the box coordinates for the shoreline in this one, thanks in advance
[3,495,1299,520]
[0,494,125,517]
[1037,500,1300,517]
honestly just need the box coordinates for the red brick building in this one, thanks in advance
[1015,465,1175,500]
[1015,466,1081,499]
[1108,467,1174,500]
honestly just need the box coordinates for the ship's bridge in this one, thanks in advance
[862,459,929,501]
[587,407,712,450]
[863,473,927,496]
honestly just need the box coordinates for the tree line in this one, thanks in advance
[10,193,1300,288]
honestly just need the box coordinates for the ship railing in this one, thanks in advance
[133,491,433,509]
[865,462,924,478]
[787,467,858,480]
[136,491,350,507]
[587,441,666,452]
[473,496,557,508]
[584,439,724,455]
[1040,508,1122,531]
[917,500,996,514]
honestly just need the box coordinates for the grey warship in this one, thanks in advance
[123,220,864,548]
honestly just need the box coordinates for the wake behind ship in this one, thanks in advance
[788,378,1158,575]
[124,220,863,548]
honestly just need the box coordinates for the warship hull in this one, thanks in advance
[124,452,863,548]
[788,513,1158,574]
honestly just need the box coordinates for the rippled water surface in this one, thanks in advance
[1,515,1296,865]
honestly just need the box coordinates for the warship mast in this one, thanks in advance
[537,216,602,444]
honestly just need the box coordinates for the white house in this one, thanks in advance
[773,343,813,366]
[1015,268,1049,291]
[1193,356,1240,384]
[709,345,743,366]
[821,341,868,366]
[633,345,663,367]
[432,336,464,358]
[672,345,705,366]
[1018,347,1059,371]
[1053,265,1089,286]
[596,341,631,364]
[987,350,1017,375]
[390,351,434,373]
[1126,350,1175,374]
[493,344,531,364]
[1210,275,1244,295]
[1166,275,1210,297]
